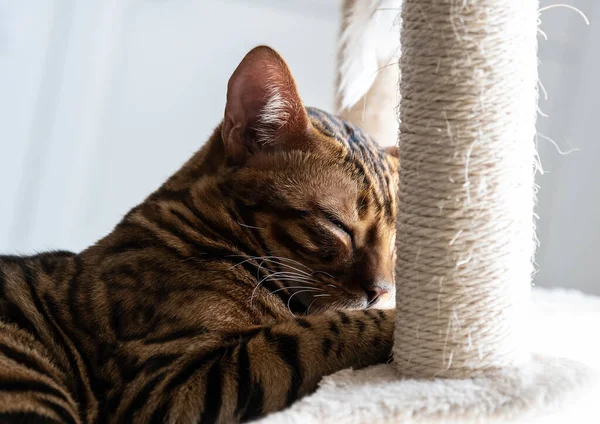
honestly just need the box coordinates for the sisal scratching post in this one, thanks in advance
[390,0,598,420]
[393,0,536,378]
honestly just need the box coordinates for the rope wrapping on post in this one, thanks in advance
[394,0,540,378]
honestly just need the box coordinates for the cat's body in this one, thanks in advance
[0,47,398,423]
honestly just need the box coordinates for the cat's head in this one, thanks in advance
[222,46,399,311]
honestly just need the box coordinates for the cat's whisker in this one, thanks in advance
[236,221,265,230]
[305,293,334,315]
[250,272,312,306]
[257,271,315,286]
[257,255,313,274]
[229,255,313,277]
[256,259,270,285]
[262,255,313,272]
[268,277,319,287]
[262,270,311,279]
[287,289,318,316]
[227,256,259,271]
[277,269,314,282]
[250,265,274,306]
[260,258,313,277]
[270,286,323,295]
[311,270,335,279]
[229,254,311,271]
[255,258,315,287]
[250,269,323,308]
[306,298,319,315]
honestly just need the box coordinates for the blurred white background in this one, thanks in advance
[0,0,598,295]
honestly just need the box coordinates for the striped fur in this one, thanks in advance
[0,47,399,423]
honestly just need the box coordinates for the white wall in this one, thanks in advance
[0,0,340,253]
[534,0,600,295]
[1,0,598,295]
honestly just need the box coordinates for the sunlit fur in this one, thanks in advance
[0,46,399,423]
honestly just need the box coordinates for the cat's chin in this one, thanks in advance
[296,295,363,314]
[295,285,395,313]
[302,295,394,314]
[374,295,396,310]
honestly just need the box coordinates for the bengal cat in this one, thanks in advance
[0,46,399,423]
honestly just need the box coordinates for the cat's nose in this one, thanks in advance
[362,282,391,306]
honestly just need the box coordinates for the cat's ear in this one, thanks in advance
[222,46,311,164]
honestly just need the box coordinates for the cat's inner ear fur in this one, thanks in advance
[222,46,311,164]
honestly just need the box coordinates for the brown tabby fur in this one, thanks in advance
[0,46,399,423]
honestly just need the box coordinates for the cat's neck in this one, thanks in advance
[151,123,228,199]
[82,123,260,258]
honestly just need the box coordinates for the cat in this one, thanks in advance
[0,46,399,423]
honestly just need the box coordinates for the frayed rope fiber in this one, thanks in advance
[394,0,540,378]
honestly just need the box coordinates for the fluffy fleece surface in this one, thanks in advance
[256,288,600,423]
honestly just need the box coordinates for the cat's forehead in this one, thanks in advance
[306,107,386,163]
[305,107,397,222]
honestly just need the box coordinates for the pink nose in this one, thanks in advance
[364,284,390,305]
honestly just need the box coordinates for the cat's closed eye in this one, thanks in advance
[322,214,354,247]
[324,212,353,237]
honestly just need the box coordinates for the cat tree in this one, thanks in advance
[258,0,600,422]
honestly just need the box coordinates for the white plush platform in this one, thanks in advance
[258,288,600,423]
